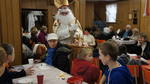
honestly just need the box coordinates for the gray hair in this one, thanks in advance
[139,32,148,41]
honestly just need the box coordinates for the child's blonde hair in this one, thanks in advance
[0,47,7,66]
[77,48,93,60]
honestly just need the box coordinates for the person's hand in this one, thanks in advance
[25,67,34,75]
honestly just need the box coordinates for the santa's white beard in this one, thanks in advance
[55,8,75,25]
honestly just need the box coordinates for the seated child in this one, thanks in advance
[71,48,100,84]
[0,47,7,77]
[98,40,133,84]
[0,44,34,84]
[32,44,47,63]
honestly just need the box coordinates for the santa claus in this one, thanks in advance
[53,0,83,44]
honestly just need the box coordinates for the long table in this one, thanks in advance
[13,63,87,84]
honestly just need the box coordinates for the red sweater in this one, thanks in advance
[71,59,100,84]
[38,32,47,45]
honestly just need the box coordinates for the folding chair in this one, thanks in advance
[91,57,100,68]
[142,66,150,84]
[127,65,139,84]
[96,40,105,44]
[96,70,102,84]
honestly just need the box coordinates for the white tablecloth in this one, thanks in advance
[115,40,136,45]
[13,63,87,84]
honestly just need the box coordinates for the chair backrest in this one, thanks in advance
[127,65,139,84]
[91,58,102,84]
[91,57,100,68]
[127,65,139,77]
[96,40,105,44]
[96,70,102,84]
[71,60,75,75]
[142,66,150,84]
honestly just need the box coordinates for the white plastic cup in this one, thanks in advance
[28,58,34,65]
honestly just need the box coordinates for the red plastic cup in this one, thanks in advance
[37,74,44,84]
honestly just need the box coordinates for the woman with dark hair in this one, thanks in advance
[0,47,7,77]
[0,44,34,84]
[1,44,15,64]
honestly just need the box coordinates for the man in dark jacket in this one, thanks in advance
[137,33,150,59]
[45,33,71,73]
[118,24,133,38]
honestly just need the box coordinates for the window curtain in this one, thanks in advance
[106,3,117,23]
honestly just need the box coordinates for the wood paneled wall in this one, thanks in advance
[93,0,150,40]
[47,6,57,33]
[21,0,49,9]
[115,0,141,29]
[73,0,86,29]
[79,0,86,29]
[94,0,141,30]
[88,0,150,40]
[0,8,2,44]
[0,0,21,65]
[85,2,94,28]
[94,2,106,21]
[0,0,86,65]
[1,0,149,64]
[21,0,86,32]
[21,0,54,33]
[140,0,150,40]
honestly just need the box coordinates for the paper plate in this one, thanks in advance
[18,78,34,84]
[39,66,49,70]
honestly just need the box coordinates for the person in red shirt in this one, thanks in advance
[38,26,48,46]
[71,48,100,84]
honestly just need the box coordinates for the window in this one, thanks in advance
[106,3,117,23]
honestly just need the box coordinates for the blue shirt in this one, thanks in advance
[104,65,133,84]
[123,31,129,38]
[45,48,56,65]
